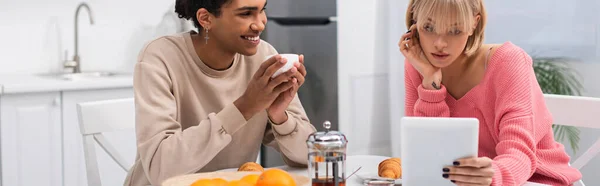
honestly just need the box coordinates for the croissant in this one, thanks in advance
[389,158,401,165]
[378,158,402,179]
[238,162,264,172]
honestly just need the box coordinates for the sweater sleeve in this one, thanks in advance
[404,59,450,117]
[489,47,541,186]
[133,51,247,185]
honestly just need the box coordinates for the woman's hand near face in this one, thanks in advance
[399,24,443,90]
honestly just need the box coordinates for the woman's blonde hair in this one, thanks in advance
[405,0,486,55]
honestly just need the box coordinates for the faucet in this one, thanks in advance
[66,2,94,73]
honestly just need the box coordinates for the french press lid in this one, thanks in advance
[306,121,348,150]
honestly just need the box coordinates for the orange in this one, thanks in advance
[212,178,228,186]
[226,180,252,186]
[314,156,325,162]
[190,179,216,186]
[256,169,296,186]
[240,174,260,185]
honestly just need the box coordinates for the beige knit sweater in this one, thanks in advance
[123,31,316,186]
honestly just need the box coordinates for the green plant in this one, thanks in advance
[532,57,583,153]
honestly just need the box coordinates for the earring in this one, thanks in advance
[204,28,210,44]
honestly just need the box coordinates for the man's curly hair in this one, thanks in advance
[175,0,232,31]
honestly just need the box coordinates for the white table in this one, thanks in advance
[219,155,550,186]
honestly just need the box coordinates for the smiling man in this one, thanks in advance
[123,0,317,185]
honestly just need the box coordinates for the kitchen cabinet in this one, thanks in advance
[0,92,63,186]
[0,85,134,186]
[0,73,135,186]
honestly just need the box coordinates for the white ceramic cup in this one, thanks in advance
[265,54,299,78]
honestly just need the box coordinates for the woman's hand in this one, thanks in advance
[399,24,442,90]
[443,157,495,186]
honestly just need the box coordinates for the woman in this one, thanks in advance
[124,0,316,185]
[400,0,582,185]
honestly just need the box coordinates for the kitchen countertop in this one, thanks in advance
[0,73,134,95]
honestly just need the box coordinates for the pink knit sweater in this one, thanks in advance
[404,42,582,186]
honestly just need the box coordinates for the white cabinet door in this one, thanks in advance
[62,88,134,186]
[0,92,62,186]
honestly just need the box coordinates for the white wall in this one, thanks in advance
[0,0,192,75]
[386,0,408,159]
[337,0,393,155]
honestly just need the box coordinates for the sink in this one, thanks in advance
[37,71,131,81]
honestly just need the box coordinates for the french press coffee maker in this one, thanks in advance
[306,121,348,186]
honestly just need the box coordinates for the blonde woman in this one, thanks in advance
[400,0,582,185]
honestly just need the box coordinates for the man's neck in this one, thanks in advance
[191,32,237,70]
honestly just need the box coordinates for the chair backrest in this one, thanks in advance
[544,94,600,186]
[77,98,135,186]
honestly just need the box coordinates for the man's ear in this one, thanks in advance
[196,8,213,30]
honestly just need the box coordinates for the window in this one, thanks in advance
[485,0,600,62]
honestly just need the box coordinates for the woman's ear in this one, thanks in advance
[470,15,481,35]
[196,8,213,30]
